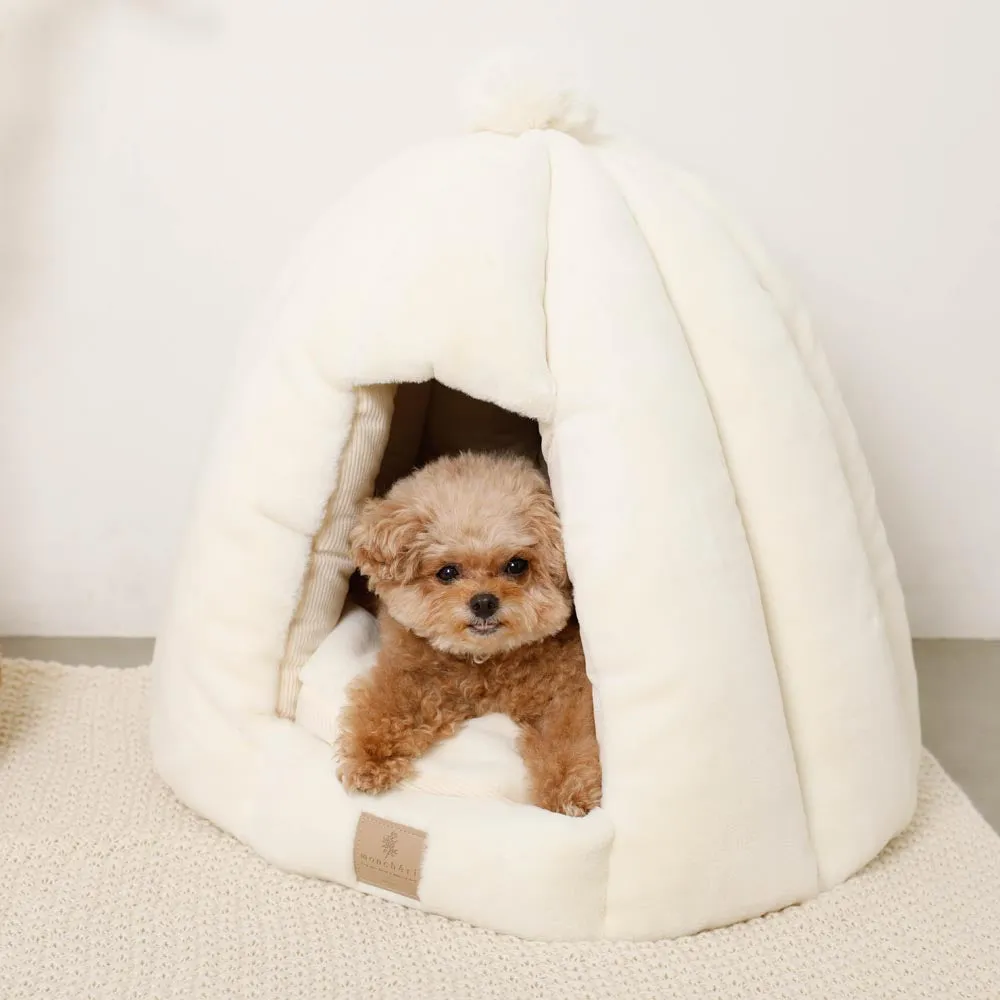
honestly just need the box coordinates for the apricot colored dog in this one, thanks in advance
[337,452,601,816]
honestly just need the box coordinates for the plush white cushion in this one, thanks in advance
[150,58,920,941]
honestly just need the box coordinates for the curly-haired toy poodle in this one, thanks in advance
[336,452,602,817]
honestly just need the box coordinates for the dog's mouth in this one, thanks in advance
[467,620,502,636]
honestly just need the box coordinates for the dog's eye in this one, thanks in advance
[503,557,529,577]
[436,564,461,583]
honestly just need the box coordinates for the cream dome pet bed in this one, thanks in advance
[151,57,921,942]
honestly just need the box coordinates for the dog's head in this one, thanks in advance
[350,452,572,658]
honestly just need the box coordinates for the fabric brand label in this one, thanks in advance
[353,812,426,900]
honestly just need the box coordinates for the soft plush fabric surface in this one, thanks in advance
[151,63,920,938]
[3,659,999,999]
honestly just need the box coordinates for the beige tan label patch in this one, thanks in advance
[353,813,426,900]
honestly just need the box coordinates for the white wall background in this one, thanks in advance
[0,0,997,638]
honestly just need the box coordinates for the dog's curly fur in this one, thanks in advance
[336,452,602,817]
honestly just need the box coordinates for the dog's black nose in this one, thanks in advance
[469,593,499,620]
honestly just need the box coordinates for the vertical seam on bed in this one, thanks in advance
[592,157,822,888]
[668,172,919,778]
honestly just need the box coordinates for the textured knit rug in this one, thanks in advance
[1,660,999,1000]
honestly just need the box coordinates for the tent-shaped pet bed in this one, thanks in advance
[151,58,921,941]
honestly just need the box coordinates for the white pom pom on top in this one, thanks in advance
[459,49,597,140]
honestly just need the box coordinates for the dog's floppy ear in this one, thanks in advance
[524,486,570,589]
[350,496,427,586]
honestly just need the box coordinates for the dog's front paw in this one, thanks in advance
[337,754,413,795]
[558,796,596,818]
[554,785,601,817]
[536,770,602,817]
